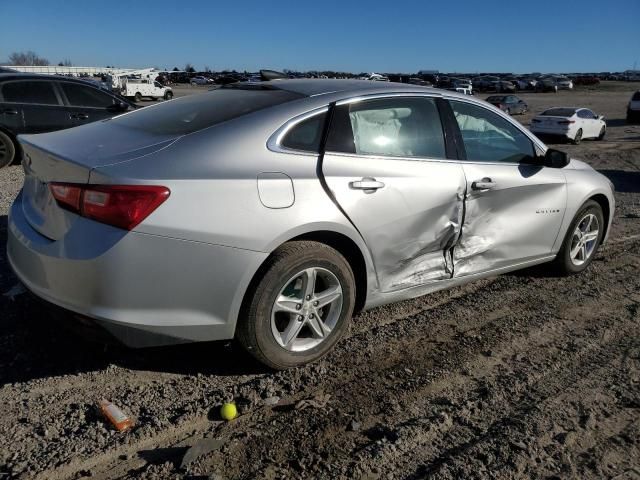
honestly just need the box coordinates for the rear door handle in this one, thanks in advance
[349,178,385,192]
[471,177,497,190]
[70,113,89,120]
[1,108,18,115]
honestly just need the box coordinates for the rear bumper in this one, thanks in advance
[7,191,268,347]
[530,127,573,140]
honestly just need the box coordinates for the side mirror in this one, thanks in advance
[543,148,569,168]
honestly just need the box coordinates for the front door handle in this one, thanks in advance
[1,108,18,115]
[70,113,89,120]
[349,177,385,192]
[471,177,497,191]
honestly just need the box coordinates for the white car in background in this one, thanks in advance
[627,90,640,123]
[554,76,574,89]
[530,107,606,144]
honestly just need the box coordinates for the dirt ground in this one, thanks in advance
[0,82,639,480]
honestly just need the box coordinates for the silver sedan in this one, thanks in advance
[7,80,615,368]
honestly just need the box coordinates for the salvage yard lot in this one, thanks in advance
[1,83,639,479]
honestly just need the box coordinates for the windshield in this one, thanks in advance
[541,108,576,117]
[110,86,304,135]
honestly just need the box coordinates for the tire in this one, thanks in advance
[237,241,356,369]
[0,130,16,168]
[551,200,604,275]
[573,128,583,145]
[164,91,173,100]
[597,126,606,140]
[134,92,142,102]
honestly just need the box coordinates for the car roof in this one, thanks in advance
[265,78,446,98]
[0,72,102,85]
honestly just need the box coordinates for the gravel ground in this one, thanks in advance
[0,83,639,480]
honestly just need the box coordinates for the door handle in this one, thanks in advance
[70,113,89,120]
[349,178,385,192]
[1,108,18,115]
[471,177,497,191]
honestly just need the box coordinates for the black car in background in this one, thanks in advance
[0,73,135,168]
[485,95,528,115]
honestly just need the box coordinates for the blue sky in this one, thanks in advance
[1,0,638,73]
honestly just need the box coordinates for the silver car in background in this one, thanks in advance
[7,80,615,369]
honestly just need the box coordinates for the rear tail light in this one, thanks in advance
[50,183,170,230]
[558,120,575,124]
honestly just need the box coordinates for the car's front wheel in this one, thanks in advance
[237,241,356,369]
[597,126,606,140]
[0,130,16,168]
[552,200,604,275]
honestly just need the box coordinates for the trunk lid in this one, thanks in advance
[19,120,179,240]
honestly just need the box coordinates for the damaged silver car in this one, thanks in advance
[8,79,615,369]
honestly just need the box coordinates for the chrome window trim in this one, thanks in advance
[267,106,328,156]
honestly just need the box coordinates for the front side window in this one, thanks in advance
[61,83,116,108]
[1,81,59,105]
[280,112,327,152]
[326,97,446,159]
[449,100,535,163]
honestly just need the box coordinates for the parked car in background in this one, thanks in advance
[485,95,528,114]
[536,78,559,93]
[491,80,516,93]
[554,76,573,90]
[515,77,537,90]
[0,73,134,168]
[530,107,606,144]
[627,91,640,123]
[190,76,211,86]
[7,80,614,369]
[574,75,600,86]
[473,76,500,91]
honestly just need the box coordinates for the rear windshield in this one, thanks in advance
[541,108,576,117]
[633,91,640,101]
[110,86,304,135]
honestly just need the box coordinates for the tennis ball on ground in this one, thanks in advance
[220,402,238,421]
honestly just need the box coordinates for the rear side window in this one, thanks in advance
[60,82,116,108]
[2,81,59,105]
[111,86,304,135]
[326,97,446,159]
[281,112,327,152]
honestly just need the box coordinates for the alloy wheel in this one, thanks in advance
[569,213,599,266]
[270,267,343,352]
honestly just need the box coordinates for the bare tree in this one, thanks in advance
[9,51,50,66]
[184,63,195,73]
[204,65,211,73]
[58,58,72,67]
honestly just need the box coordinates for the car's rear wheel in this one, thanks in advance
[237,241,356,369]
[0,130,16,168]
[551,200,604,275]
[597,126,606,140]
[573,128,583,144]
[134,92,142,102]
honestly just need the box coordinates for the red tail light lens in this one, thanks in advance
[558,120,575,124]
[50,184,83,211]
[49,183,170,230]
